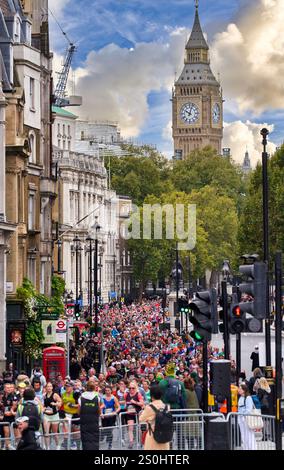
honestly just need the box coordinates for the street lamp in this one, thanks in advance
[94,223,101,336]
[86,235,94,322]
[57,239,63,274]
[260,128,271,366]
[63,290,74,376]
[73,235,82,305]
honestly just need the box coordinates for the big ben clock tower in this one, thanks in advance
[172,1,223,160]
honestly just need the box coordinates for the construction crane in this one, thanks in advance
[50,8,82,108]
[54,42,76,107]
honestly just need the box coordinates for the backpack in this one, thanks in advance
[251,395,261,410]
[18,402,41,431]
[148,405,174,444]
[164,378,182,406]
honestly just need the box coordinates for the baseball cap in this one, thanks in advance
[16,416,29,424]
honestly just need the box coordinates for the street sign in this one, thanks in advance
[56,320,67,334]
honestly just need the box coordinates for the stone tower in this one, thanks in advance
[172,1,223,160]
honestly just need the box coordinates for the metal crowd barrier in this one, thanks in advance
[227,412,276,451]
[2,410,278,451]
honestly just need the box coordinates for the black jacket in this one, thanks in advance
[17,427,41,451]
[80,395,100,450]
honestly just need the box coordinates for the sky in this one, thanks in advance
[49,0,284,166]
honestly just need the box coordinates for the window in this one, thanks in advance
[28,257,36,286]
[30,78,35,110]
[68,140,71,150]
[57,123,60,135]
[28,192,36,230]
[63,140,66,150]
[15,18,21,43]
[68,125,71,136]
[63,124,65,136]
[40,262,46,294]
[29,132,36,164]
[58,140,61,148]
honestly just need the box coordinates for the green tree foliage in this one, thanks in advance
[170,147,245,207]
[239,145,284,261]
[16,276,66,358]
[107,144,244,285]
[106,145,173,206]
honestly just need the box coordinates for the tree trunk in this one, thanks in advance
[138,281,144,303]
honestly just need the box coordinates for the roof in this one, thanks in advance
[176,62,219,87]
[186,7,209,50]
[52,106,78,119]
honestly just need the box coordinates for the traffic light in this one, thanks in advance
[178,298,190,317]
[229,302,246,334]
[188,289,218,342]
[238,261,267,319]
[75,304,81,320]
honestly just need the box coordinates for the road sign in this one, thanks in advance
[56,320,67,333]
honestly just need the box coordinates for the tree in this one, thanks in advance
[170,146,245,208]
[239,145,284,261]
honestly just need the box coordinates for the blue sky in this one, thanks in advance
[49,0,284,163]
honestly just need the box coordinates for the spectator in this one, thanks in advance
[139,385,170,451]
[16,416,41,451]
[237,383,257,450]
[250,346,260,372]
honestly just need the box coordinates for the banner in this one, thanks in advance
[42,320,57,345]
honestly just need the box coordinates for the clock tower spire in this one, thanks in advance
[172,1,223,160]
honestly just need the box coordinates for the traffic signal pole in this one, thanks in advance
[236,333,241,386]
[203,341,208,413]
[275,251,282,450]
[221,281,230,360]
[261,128,271,366]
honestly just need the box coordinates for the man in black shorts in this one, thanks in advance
[2,383,19,449]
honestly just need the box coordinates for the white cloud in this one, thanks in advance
[49,0,70,18]
[211,0,284,114]
[223,120,276,167]
[75,32,185,137]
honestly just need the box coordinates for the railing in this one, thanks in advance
[3,410,278,451]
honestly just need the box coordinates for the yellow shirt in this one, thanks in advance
[62,391,77,415]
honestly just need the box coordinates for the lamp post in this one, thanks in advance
[94,223,101,335]
[221,260,231,361]
[86,235,94,323]
[63,290,74,376]
[57,239,63,274]
[186,254,193,301]
[73,236,82,305]
[260,128,271,367]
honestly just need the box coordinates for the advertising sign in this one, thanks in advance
[42,320,57,345]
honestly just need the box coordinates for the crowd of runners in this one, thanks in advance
[0,300,277,450]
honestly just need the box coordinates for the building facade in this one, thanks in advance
[52,110,133,304]
[172,2,223,160]
[0,0,54,370]
[0,47,16,371]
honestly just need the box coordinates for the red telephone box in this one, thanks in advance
[43,346,66,382]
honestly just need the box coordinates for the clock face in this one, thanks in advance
[212,103,221,124]
[180,103,200,124]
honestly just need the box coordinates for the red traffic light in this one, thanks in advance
[233,306,241,317]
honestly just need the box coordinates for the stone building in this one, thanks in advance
[172,2,223,159]
[52,109,134,304]
[0,49,16,371]
[0,0,54,370]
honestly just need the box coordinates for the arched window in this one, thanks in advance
[29,132,36,164]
